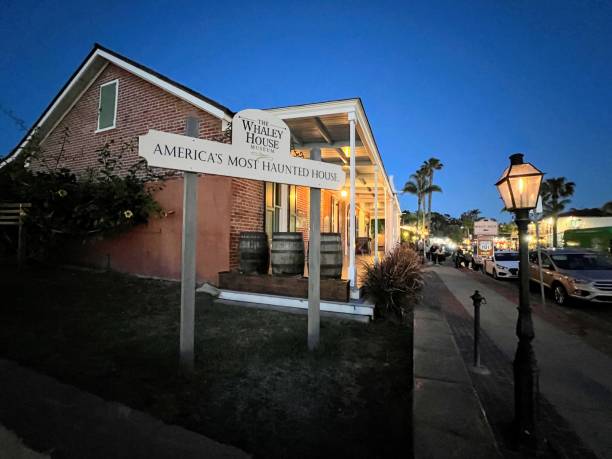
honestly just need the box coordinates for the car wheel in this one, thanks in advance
[553,283,568,306]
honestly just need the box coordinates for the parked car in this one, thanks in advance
[529,249,612,305]
[484,250,519,279]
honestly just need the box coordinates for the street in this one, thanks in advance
[430,263,612,459]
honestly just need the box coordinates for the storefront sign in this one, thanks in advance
[474,219,498,236]
[139,109,345,190]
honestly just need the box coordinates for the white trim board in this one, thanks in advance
[202,288,374,318]
[96,49,232,122]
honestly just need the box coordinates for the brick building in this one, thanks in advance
[1,44,401,287]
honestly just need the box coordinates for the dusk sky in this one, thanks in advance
[1,0,611,220]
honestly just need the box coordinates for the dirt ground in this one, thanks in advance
[0,264,413,458]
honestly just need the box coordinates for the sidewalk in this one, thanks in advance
[413,275,501,458]
[427,264,606,458]
[0,359,249,459]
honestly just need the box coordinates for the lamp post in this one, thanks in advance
[495,153,544,445]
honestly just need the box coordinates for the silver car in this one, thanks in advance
[528,249,612,305]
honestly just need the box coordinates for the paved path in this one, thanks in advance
[0,424,49,459]
[413,285,501,458]
[432,265,612,459]
[0,359,249,459]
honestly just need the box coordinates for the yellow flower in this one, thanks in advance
[57,189,68,197]
[123,210,134,219]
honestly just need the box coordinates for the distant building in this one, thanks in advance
[533,208,612,247]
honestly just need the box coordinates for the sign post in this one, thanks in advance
[308,147,321,350]
[534,197,546,306]
[179,117,199,372]
[139,110,345,360]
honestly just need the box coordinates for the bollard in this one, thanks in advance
[470,290,490,375]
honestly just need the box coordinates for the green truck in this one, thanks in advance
[564,227,612,253]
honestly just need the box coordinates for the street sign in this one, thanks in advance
[138,109,342,367]
[478,239,494,258]
[474,219,498,236]
[139,110,345,190]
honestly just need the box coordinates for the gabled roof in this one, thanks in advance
[1,43,233,167]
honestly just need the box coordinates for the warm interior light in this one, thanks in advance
[340,189,348,198]
[341,146,351,158]
[518,177,524,194]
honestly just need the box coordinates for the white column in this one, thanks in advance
[398,205,401,244]
[348,111,357,289]
[374,165,379,264]
[383,188,388,253]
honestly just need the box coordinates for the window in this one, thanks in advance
[288,185,297,232]
[265,183,297,239]
[97,80,118,131]
[265,182,281,239]
[495,252,519,261]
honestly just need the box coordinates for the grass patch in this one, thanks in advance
[0,265,413,458]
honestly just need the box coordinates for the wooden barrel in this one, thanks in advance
[271,232,304,276]
[239,232,269,275]
[320,232,343,279]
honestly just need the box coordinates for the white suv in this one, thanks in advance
[484,250,519,279]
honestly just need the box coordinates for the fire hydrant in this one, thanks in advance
[470,290,487,371]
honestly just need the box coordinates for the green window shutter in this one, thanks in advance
[98,81,117,130]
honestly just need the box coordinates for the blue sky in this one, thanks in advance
[1,0,611,220]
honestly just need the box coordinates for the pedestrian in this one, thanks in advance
[455,247,463,268]
[436,245,444,265]
[429,244,437,263]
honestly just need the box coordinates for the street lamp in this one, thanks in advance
[495,153,544,445]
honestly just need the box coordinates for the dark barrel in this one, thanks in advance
[320,232,343,279]
[271,232,305,276]
[239,232,269,275]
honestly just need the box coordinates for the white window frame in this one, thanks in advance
[96,79,119,133]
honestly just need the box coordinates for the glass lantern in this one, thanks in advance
[495,153,544,211]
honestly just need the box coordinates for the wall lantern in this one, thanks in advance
[495,153,544,211]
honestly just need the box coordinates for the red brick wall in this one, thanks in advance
[35,64,222,176]
[229,178,264,269]
[28,61,268,282]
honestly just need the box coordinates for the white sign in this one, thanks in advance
[474,219,498,236]
[138,109,345,190]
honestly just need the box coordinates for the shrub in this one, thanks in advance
[362,245,423,320]
[0,130,164,258]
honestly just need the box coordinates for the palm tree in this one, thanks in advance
[421,157,443,229]
[403,167,441,237]
[460,209,481,237]
[541,177,576,247]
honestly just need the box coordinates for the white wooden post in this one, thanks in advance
[308,147,321,350]
[348,112,357,291]
[180,118,199,372]
[374,165,379,264]
[383,189,388,253]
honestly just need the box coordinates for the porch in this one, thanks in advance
[265,98,401,289]
[214,100,400,319]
